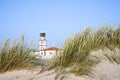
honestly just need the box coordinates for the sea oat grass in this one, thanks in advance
[0,35,37,73]
[50,25,120,76]
[104,49,120,64]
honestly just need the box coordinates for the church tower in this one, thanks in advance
[39,31,47,50]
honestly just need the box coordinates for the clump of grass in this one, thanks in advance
[104,49,120,64]
[49,25,120,77]
[0,35,37,73]
[54,71,68,80]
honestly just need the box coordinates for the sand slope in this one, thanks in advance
[0,67,87,80]
[0,61,120,80]
[0,50,120,80]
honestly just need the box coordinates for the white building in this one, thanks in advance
[35,47,60,58]
[35,32,62,59]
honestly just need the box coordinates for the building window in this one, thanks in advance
[41,52,43,55]
[49,52,52,55]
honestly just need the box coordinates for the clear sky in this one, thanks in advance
[0,0,120,48]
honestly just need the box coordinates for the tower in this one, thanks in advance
[39,31,47,50]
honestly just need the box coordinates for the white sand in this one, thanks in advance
[90,49,120,80]
[1,61,120,80]
[90,61,120,80]
[0,69,87,80]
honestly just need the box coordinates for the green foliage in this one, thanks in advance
[0,35,37,73]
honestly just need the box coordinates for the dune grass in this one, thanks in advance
[104,49,120,64]
[0,35,38,73]
[49,25,120,77]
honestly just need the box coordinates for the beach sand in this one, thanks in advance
[0,68,87,80]
[0,61,120,80]
[0,50,120,80]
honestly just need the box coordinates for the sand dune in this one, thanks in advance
[0,50,120,80]
[0,61,120,80]
[0,69,87,80]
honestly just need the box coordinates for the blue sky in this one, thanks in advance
[0,0,120,48]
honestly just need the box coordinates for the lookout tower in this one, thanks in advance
[39,31,47,50]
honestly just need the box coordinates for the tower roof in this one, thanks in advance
[40,32,46,37]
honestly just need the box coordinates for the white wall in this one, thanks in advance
[39,40,47,50]
[35,50,57,59]
[44,50,56,58]
[34,48,64,59]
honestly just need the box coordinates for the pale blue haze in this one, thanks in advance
[0,0,120,48]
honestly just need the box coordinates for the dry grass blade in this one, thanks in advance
[49,25,120,76]
[0,35,38,73]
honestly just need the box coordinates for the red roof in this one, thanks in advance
[34,47,59,52]
[42,47,59,51]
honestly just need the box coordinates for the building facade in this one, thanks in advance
[35,32,62,59]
